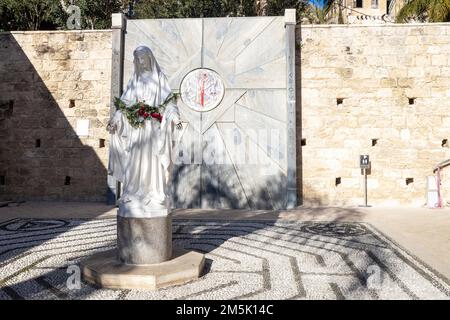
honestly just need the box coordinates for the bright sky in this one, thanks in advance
[309,0,326,7]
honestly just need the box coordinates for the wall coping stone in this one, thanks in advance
[300,22,450,29]
[0,30,112,35]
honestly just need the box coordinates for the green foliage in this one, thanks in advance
[0,0,126,31]
[134,0,308,21]
[134,0,256,19]
[303,0,343,24]
[68,0,126,29]
[0,0,62,31]
[304,0,331,24]
[266,0,308,20]
[51,0,127,30]
[396,0,450,23]
[0,0,309,31]
[114,93,179,128]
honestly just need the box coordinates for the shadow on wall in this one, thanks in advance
[0,32,108,202]
[171,165,288,210]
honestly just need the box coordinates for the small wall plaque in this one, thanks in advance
[76,119,90,136]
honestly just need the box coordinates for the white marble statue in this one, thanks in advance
[108,45,182,218]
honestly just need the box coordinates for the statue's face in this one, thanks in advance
[135,52,151,72]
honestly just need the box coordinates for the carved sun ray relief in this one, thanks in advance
[167,17,286,208]
[119,15,293,211]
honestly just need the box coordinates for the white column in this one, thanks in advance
[107,13,126,205]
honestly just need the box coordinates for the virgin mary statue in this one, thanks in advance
[108,45,182,218]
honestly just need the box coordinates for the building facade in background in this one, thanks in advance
[388,0,408,19]
[327,0,392,24]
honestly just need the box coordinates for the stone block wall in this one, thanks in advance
[0,31,112,201]
[1,23,449,207]
[297,23,450,206]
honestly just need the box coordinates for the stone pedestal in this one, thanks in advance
[117,215,172,265]
[81,247,205,290]
[81,211,205,290]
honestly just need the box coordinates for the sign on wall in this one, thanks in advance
[360,155,370,169]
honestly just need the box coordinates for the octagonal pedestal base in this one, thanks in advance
[81,247,205,290]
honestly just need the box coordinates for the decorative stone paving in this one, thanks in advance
[0,218,449,300]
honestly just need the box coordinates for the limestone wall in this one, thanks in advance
[0,31,112,201]
[1,23,449,207]
[298,23,450,206]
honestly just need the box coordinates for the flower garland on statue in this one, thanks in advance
[113,93,179,128]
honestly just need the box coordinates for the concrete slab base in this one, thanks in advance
[81,247,205,290]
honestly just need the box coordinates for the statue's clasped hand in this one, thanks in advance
[107,120,116,134]
[176,122,182,130]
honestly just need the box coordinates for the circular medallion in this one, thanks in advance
[0,219,70,232]
[300,223,368,237]
[180,68,225,112]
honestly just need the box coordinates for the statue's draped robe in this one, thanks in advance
[108,48,180,217]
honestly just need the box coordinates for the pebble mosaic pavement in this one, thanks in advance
[0,218,449,300]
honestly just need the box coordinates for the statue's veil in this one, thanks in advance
[120,45,172,106]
